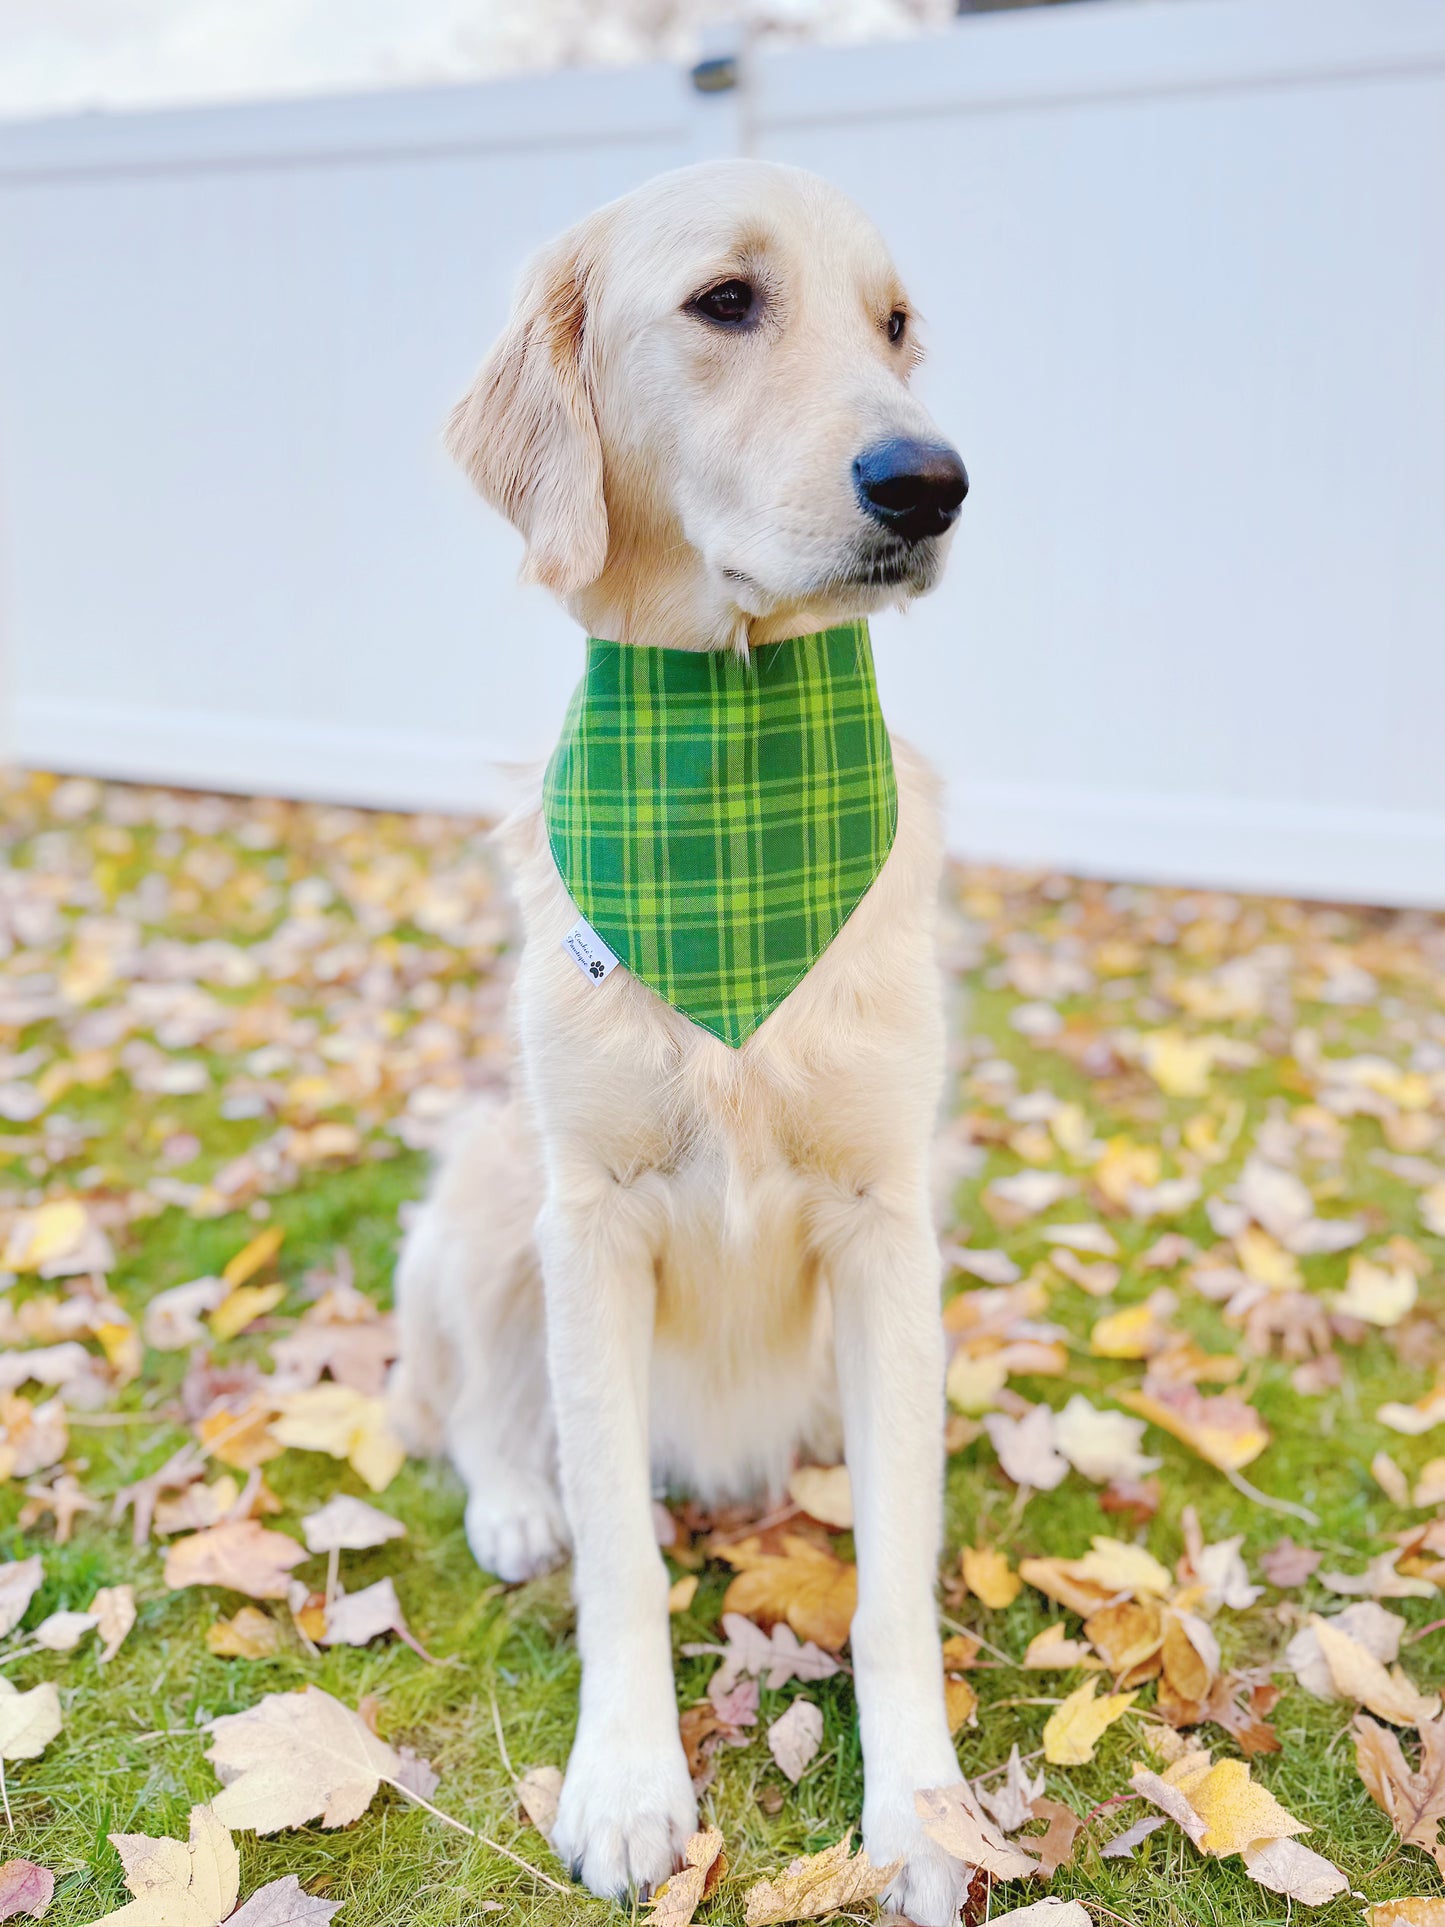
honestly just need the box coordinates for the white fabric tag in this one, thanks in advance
[562,916,620,985]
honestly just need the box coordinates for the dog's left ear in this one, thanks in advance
[446,226,608,597]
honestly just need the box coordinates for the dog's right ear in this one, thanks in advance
[446,228,608,598]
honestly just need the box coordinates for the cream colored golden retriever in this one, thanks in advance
[391,158,970,1924]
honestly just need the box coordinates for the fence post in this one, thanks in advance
[686,21,752,161]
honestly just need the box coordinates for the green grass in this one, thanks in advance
[0,775,1441,1925]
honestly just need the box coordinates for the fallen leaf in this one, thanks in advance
[960,1546,1021,1609]
[1355,1714,1445,1876]
[0,1680,62,1804]
[1337,1256,1418,1328]
[270,1386,405,1493]
[983,1905,1091,1927]
[1374,1452,1413,1507]
[743,1833,896,1924]
[767,1701,822,1784]
[1368,1904,1445,1926]
[1100,1814,1166,1859]
[787,1466,852,1530]
[1319,1549,1435,1601]
[984,1406,1069,1491]
[197,1398,283,1472]
[0,1860,51,1922]
[1031,1797,1083,1876]
[1260,1538,1322,1587]
[517,1764,562,1838]
[1164,1753,1307,1857]
[143,1277,229,1351]
[915,1782,1039,1877]
[1084,1598,1164,1681]
[1119,1381,1269,1471]
[33,1609,96,1653]
[1069,1537,1172,1598]
[222,1226,285,1289]
[1043,1678,1137,1765]
[0,1560,42,1640]
[164,1521,308,1601]
[210,1282,286,1343]
[1023,1624,1097,1671]
[647,1828,727,1927]
[1284,1602,1405,1697]
[299,1495,405,1555]
[1239,1834,1347,1904]
[320,1578,414,1650]
[974,1746,1044,1832]
[719,1537,856,1652]
[945,1675,978,1733]
[207,1608,282,1660]
[1052,1395,1160,1484]
[1310,1614,1440,1724]
[685,1614,841,1694]
[668,1576,698,1615]
[205,1685,430,1832]
[227,1874,343,1926]
[90,1585,137,1664]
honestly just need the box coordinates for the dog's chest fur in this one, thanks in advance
[496,734,948,1499]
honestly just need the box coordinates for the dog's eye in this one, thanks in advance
[691,279,755,325]
[887,309,908,344]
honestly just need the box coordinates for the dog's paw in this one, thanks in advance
[867,1782,971,1927]
[464,1473,569,1584]
[552,1728,697,1899]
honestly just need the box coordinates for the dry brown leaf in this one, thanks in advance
[516,1764,562,1838]
[974,1746,1043,1832]
[1031,1797,1083,1876]
[719,1536,856,1652]
[743,1833,895,1925]
[1084,1599,1164,1680]
[205,1685,431,1832]
[960,1546,1021,1609]
[1311,1615,1440,1724]
[683,1614,841,1694]
[647,1828,727,1927]
[207,1607,282,1660]
[914,1782,1040,1878]
[1239,1835,1347,1904]
[89,1584,136,1665]
[1022,1624,1098,1671]
[197,1398,282,1472]
[1355,1713,1445,1875]
[95,1804,238,1927]
[1368,1903,1445,1926]
[164,1521,307,1601]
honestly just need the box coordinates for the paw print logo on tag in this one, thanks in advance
[563,916,620,986]
[589,960,605,979]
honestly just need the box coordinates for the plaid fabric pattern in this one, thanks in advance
[543,620,897,1047]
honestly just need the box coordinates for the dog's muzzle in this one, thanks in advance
[853,437,969,543]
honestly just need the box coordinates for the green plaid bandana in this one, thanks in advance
[543,620,897,1047]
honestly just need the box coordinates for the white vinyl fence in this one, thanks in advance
[1,0,1442,906]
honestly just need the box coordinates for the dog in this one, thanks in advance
[391,158,971,1926]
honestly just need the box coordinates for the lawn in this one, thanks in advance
[0,769,1442,1927]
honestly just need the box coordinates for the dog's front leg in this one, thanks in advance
[540,1176,697,1898]
[825,1182,966,1927]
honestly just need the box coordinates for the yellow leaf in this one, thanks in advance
[668,1576,698,1616]
[209,1282,286,1342]
[944,1675,978,1734]
[1043,1678,1137,1765]
[1119,1384,1269,1472]
[271,1385,405,1493]
[945,1351,1009,1415]
[1023,1624,1098,1671]
[207,1607,282,1659]
[198,1396,282,1471]
[1337,1257,1418,1329]
[95,1320,143,1383]
[1093,1138,1160,1207]
[1235,1227,1301,1291]
[720,1535,857,1653]
[960,1546,1021,1609]
[1069,1537,1172,1598]
[222,1225,285,1288]
[1368,1904,1445,1926]
[1137,1030,1215,1098]
[1,1201,87,1273]
[1311,1615,1441,1725]
[1090,1303,1166,1360]
[743,1834,896,1926]
[787,1464,853,1529]
[1166,1754,1307,1857]
[95,1805,240,1927]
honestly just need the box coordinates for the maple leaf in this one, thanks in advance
[1052,1395,1159,1483]
[1367,1905,1445,1926]
[984,1905,1091,1927]
[985,1406,1069,1491]
[516,1764,562,1838]
[1356,1714,1445,1875]
[84,1804,342,1927]
[0,1859,52,1923]
[1309,1615,1439,1725]
[318,1577,422,1653]
[975,1747,1044,1832]
[646,1828,727,1927]
[165,1520,308,1600]
[1022,1624,1098,1671]
[1260,1538,1322,1587]
[1239,1835,1348,1904]
[1118,1379,1269,1472]
[914,1782,1040,1878]
[766,1700,822,1785]
[744,1834,896,1925]
[205,1685,434,1832]
[718,1537,856,1652]
[1138,1753,1307,1858]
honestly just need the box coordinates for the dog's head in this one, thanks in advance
[448,159,966,647]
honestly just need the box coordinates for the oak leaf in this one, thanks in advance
[1355,1713,1445,1875]
[647,1828,727,1927]
[0,1859,52,1921]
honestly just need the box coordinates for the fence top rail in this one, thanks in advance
[3,0,1444,184]
[750,0,1445,130]
[0,56,691,183]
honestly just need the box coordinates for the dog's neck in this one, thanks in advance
[567,502,881,654]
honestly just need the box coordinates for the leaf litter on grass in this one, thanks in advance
[0,777,1441,1919]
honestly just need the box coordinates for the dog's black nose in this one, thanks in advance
[853,437,968,542]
